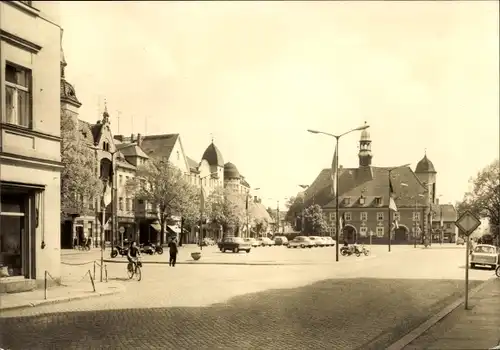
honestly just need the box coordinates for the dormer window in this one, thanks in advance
[344,197,351,205]
[375,197,382,205]
[359,197,365,205]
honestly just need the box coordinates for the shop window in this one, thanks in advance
[0,195,26,277]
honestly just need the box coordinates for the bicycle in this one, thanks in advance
[127,259,142,281]
[495,265,500,278]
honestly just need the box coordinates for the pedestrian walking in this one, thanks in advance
[168,238,178,267]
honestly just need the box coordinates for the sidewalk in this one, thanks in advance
[0,281,125,313]
[401,277,500,350]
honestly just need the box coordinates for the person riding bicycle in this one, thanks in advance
[353,241,361,254]
[127,240,141,271]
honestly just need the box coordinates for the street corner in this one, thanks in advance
[0,282,125,314]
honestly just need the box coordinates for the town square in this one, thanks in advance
[0,1,499,349]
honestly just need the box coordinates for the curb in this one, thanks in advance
[386,276,497,350]
[103,255,377,266]
[0,284,125,313]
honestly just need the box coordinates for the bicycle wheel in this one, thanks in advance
[135,266,142,281]
[496,265,500,278]
[127,263,134,279]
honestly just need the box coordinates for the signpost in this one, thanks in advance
[455,210,481,310]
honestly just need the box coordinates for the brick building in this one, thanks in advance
[288,129,448,244]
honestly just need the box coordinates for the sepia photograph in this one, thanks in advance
[0,1,499,349]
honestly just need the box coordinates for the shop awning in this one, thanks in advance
[150,222,162,232]
[167,225,181,234]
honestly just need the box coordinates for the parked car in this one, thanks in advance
[288,236,315,248]
[218,237,252,253]
[258,237,275,247]
[244,238,261,248]
[274,236,289,246]
[322,237,336,247]
[308,236,325,247]
[456,237,465,245]
[470,244,499,270]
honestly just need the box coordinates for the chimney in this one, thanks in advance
[436,198,440,205]
[130,133,135,142]
[254,196,258,202]
[137,133,142,146]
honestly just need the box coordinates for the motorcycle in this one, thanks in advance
[140,242,164,255]
[110,245,128,258]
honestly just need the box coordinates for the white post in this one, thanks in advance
[465,235,470,310]
[100,208,105,282]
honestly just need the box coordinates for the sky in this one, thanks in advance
[59,1,499,210]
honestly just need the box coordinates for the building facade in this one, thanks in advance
[289,128,448,244]
[1,1,63,287]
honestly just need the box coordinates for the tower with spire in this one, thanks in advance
[60,29,81,119]
[358,122,372,167]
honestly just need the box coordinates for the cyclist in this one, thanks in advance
[127,240,141,272]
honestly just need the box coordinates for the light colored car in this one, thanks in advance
[470,244,499,270]
[322,237,336,247]
[308,236,325,247]
[274,236,289,246]
[288,236,315,248]
[244,238,261,248]
[456,237,465,245]
[258,237,275,247]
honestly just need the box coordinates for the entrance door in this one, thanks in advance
[1,194,28,277]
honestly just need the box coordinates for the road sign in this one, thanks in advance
[455,210,481,236]
[119,226,125,234]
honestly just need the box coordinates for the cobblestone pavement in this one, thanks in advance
[1,247,495,350]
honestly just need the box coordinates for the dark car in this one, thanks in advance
[218,237,252,253]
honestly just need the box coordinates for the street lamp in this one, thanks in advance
[199,172,217,250]
[387,164,411,253]
[307,122,370,262]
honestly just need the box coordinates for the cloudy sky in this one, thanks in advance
[60,1,499,209]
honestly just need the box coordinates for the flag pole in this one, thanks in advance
[335,136,340,262]
[388,170,392,252]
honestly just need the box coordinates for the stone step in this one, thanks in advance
[0,276,36,294]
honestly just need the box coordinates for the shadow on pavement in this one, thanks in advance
[0,277,483,350]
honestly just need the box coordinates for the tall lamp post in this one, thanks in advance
[387,164,411,253]
[199,172,217,250]
[298,185,309,233]
[246,187,260,238]
[307,123,370,262]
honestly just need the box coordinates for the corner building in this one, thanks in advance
[1,1,63,289]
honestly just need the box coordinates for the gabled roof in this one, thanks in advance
[117,143,149,159]
[304,166,428,209]
[139,134,179,160]
[77,120,95,146]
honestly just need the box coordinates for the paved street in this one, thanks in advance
[1,246,495,350]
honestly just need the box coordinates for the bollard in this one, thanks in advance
[44,270,48,300]
[93,261,96,281]
[105,264,108,283]
[88,269,96,292]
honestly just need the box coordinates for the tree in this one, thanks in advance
[253,217,269,237]
[456,159,500,242]
[206,187,246,236]
[126,158,195,244]
[60,109,101,218]
[285,196,296,209]
[303,204,328,235]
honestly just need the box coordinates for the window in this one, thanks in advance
[344,212,352,221]
[344,197,351,205]
[446,223,451,229]
[5,63,32,128]
[329,212,336,222]
[119,197,123,211]
[377,212,384,221]
[331,227,336,235]
[360,227,368,236]
[138,199,144,205]
[394,212,400,220]
[375,197,382,205]
[413,212,420,221]
[360,212,368,221]
[376,227,384,237]
[119,175,123,186]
